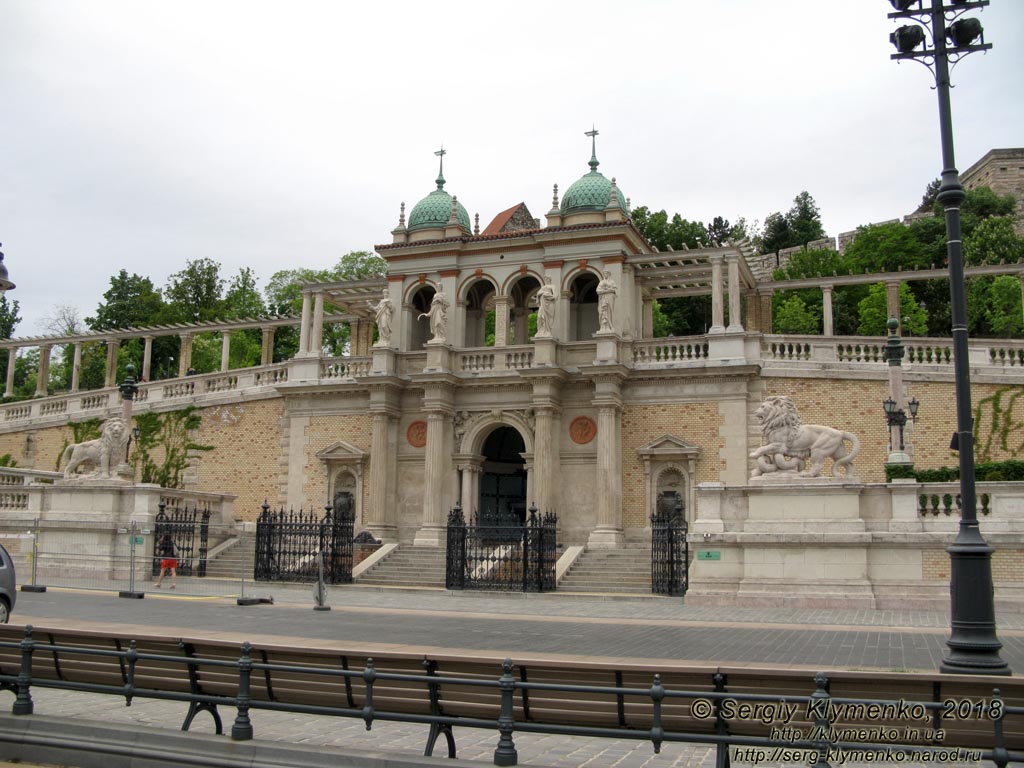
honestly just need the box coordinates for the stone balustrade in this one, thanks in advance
[3,334,1024,433]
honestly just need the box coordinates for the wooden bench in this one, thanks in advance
[1,624,1021,765]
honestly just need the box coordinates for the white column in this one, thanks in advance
[725,252,743,332]
[822,284,834,337]
[886,281,901,335]
[513,308,528,345]
[761,291,774,334]
[642,297,654,338]
[532,406,560,513]
[35,345,52,397]
[220,331,231,372]
[4,348,15,397]
[366,412,397,540]
[310,290,325,356]
[71,343,83,392]
[588,402,623,548]
[709,253,725,332]
[178,334,192,377]
[493,297,509,347]
[261,326,275,365]
[415,409,453,546]
[298,291,312,355]
[105,339,121,387]
[141,336,153,381]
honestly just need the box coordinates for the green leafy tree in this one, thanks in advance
[963,216,1024,266]
[223,267,266,318]
[773,294,819,335]
[842,222,930,273]
[164,258,225,323]
[856,283,928,337]
[917,178,941,213]
[760,192,825,254]
[0,295,22,386]
[983,275,1024,338]
[88,271,165,330]
[707,216,733,245]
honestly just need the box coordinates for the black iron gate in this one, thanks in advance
[253,499,356,583]
[151,502,211,578]
[446,502,557,592]
[651,493,688,596]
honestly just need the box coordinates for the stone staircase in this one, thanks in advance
[558,548,654,594]
[356,545,447,588]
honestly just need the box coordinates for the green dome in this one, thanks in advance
[408,188,471,232]
[560,170,628,215]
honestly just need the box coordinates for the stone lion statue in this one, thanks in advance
[750,396,860,479]
[62,417,129,479]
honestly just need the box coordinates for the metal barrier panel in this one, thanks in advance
[17,518,270,601]
[446,504,557,592]
[253,502,354,584]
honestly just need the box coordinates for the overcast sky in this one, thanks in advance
[2,1,1022,338]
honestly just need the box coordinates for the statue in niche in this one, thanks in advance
[370,289,394,347]
[61,417,130,480]
[597,271,617,332]
[535,276,557,337]
[749,396,860,479]
[418,289,449,343]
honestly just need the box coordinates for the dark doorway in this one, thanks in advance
[479,426,526,526]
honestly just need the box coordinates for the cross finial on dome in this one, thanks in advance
[585,126,599,172]
[435,146,447,190]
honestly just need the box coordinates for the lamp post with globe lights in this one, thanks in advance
[886,0,1008,675]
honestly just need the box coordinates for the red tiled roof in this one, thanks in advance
[481,203,526,236]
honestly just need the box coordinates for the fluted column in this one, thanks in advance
[35,345,51,397]
[298,291,312,356]
[589,401,623,548]
[105,339,121,387]
[70,343,83,392]
[177,334,192,377]
[725,252,743,332]
[493,297,510,347]
[708,253,725,332]
[415,407,454,546]
[220,331,231,372]
[886,281,901,336]
[141,336,153,381]
[512,308,528,346]
[642,296,654,338]
[532,406,561,514]
[822,284,834,337]
[4,348,15,397]
[310,290,325,356]
[366,412,398,541]
[260,326,275,365]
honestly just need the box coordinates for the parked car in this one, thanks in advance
[0,544,16,623]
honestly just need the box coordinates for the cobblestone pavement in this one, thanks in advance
[5,586,1017,767]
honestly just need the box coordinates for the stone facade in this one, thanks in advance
[962,147,1024,235]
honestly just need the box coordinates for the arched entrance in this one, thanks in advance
[479,426,527,526]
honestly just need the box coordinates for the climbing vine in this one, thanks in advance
[133,406,213,489]
[974,385,1024,463]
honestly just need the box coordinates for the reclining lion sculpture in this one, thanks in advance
[62,417,129,480]
[750,396,860,479]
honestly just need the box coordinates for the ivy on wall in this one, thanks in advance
[974,385,1024,463]
[133,406,213,489]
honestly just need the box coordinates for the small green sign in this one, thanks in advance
[133,536,145,545]
[697,551,721,561]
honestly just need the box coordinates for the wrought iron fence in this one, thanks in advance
[652,496,688,596]
[446,502,557,592]
[253,500,355,583]
[151,502,210,578]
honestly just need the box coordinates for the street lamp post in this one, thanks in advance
[887,0,1008,675]
[118,363,140,474]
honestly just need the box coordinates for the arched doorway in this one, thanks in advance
[569,272,599,340]
[409,286,436,350]
[479,426,527,526]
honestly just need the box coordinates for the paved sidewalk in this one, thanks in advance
[3,586,1017,767]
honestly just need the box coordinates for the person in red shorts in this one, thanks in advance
[154,534,178,589]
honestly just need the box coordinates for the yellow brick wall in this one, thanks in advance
[0,424,76,472]
[762,380,1024,483]
[302,414,373,524]
[924,547,1024,583]
[621,403,722,529]
[192,400,284,521]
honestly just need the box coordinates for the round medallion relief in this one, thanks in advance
[569,416,597,445]
[406,420,428,448]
